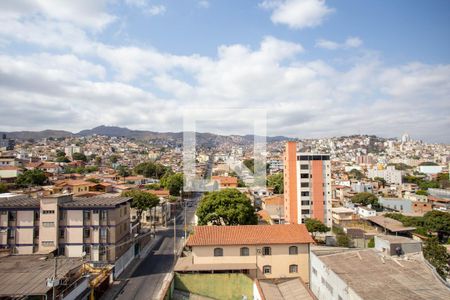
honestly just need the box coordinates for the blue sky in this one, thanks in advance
[0,0,449,142]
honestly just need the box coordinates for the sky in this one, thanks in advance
[0,0,449,143]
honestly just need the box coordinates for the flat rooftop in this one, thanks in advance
[0,255,82,297]
[313,248,450,300]
[367,216,416,232]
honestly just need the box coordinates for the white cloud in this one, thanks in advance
[0,0,115,30]
[0,3,448,142]
[316,36,363,50]
[260,0,334,29]
[146,5,166,16]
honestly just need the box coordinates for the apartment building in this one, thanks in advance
[0,194,132,263]
[284,141,332,227]
[367,165,402,184]
[175,224,314,284]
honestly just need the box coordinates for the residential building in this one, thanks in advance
[374,235,422,256]
[175,224,314,283]
[284,141,332,227]
[310,246,450,300]
[378,197,412,213]
[0,165,21,182]
[331,207,359,225]
[211,176,238,188]
[418,165,443,175]
[0,134,15,151]
[367,165,402,184]
[357,206,376,218]
[64,145,82,159]
[261,195,284,224]
[0,194,132,263]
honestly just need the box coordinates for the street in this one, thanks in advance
[114,193,201,300]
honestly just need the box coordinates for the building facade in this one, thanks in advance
[0,194,132,263]
[284,141,332,227]
[176,224,314,284]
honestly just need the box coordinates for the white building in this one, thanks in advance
[367,165,402,185]
[418,165,443,175]
[357,206,376,218]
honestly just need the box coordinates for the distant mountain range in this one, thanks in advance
[1,125,296,147]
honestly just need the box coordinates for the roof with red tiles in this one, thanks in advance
[187,224,314,246]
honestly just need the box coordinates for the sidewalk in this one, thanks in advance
[100,235,164,300]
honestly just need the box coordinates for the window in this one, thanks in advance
[289,246,298,255]
[59,228,65,238]
[83,211,91,221]
[42,240,54,247]
[240,247,249,256]
[93,210,99,214]
[8,211,16,221]
[42,222,55,227]
[214,248,223,257]
[42,210,55,214]
[59,210,65,221]
[100,227,107,239]
[300,164,309,170]
[301,209,310,215]
[83,245,91,255]
[100,210,108,221]
[301,182,309,188]
[262,246,271,256]
[300,173,309,179]
[0,211,6,215]
[301,191,309,197]
[7,229,15,239]
[301,201,310,206]
[83,228,91,238]
[263,265,271,274]
[289,264,298,273]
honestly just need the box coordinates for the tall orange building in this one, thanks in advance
[283,141,332,227]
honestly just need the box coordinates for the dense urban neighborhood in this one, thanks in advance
[0,129,449,299]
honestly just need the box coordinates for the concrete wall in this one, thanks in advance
[310,251,363,300]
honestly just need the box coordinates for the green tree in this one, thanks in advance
[117,165,131,178]
[416,190,428,196]
[95,156,102,166]
[162,173,184,196]
[368,237,375,248]
[267,173,284,194]
[109,155,119,164]
[56,156,70,163]
[121,190,160,221]
[305,218,329,238]
[333,227,352,247]
[72,152,87,162]
[0,183,8,194]
[374,177,386,188]
[351,192,378,206]
[86,178,100,184]
[16,169,47,187]
[134,162,170,179]
[56,150,66,157]
[145,183,161,190]
[423,211,450,236]
[349,169,364,180]
[423,237,450,279]
[196,189,258,225]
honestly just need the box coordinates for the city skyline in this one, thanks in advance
[0,1,449,143]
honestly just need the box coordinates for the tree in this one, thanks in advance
[56,156,70,163]
[0,183,8,194]
[134,162,170,179]
[196,189,258,225]
[267,173,283,194]
[86,178,100,184]
[349,169,364,180]
[351,192,378,206]
[333,227,351,247]
[16,169,47,187]
[374,177,386,188]
[109,155,119,164]
[72,152,87,162]
[416,190,428,196]
[423,237,450,279]
[117,165,131,178]
[161,173,183,196]
[423,211,450,238]
[305,218,329,238]
[55,150,66,157]
[368,237,375,248]
[121,190,160,221]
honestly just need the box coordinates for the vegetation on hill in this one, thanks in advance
[267,173,283,194]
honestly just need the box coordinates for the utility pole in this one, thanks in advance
[52,257,57,300]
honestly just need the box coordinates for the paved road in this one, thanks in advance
[115,194,201,300]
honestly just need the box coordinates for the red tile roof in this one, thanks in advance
[187,224,314,246]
